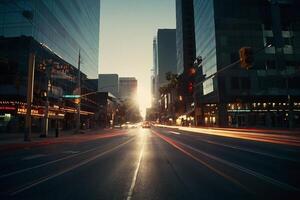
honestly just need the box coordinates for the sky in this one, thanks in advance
[99,0,176,117]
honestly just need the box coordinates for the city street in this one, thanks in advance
[0,127,299,200]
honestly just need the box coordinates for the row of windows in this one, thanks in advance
[194,0,217,95]
[229,77,300,90]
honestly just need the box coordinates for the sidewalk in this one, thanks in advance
[0,128,108,152]
[0,129,78,144]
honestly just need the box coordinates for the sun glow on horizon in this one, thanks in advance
[137,84,151,119]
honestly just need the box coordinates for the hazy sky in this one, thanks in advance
[99,0,176,116]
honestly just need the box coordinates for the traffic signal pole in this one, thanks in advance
[41,63,51,138]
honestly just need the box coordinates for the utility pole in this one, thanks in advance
[41,61,51,137]
[76,50,81,133]
[24,53,35,141]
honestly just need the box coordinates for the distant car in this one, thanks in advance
[114,124,122,129]
[121,122,132,129]
[142,121,151,128]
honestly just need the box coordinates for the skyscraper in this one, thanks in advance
[155,29,177,90]
[0,0,101,133]
[98,74,119,97]
[119,77,137,101]
[193,0,300,128]
[176,0,196,117]
[0,0,100,78]
[176,0,196,75]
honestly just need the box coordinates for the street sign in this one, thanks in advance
[63,95,80,98]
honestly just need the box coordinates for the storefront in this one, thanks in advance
[227,102,300,128]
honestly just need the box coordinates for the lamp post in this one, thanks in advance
[41,60,52,137]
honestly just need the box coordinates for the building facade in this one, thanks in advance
[175,0,196,121]
[119,77,137,101]
[176,0,196,75]
[193,0,300,128]
[0,1,101,133]
[151,38,159,107]
[0,37,99,132]
[98,74,119,97]
[155,29,177,89]
[0,0,100,78]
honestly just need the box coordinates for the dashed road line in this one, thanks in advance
[22,154,46,161]
[169,131,181,135]
[126,136,145,200]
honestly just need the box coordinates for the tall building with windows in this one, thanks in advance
[0,0,100,78]
[155,29,177,89]
[0,1,101,133]
[176,0,195,75]
[98,74,119,97]
[151,38,159,107]
[193,0,300,128]
[119,77,137,101]
[176,0,196,118]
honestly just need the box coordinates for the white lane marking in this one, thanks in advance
[63,151,80,154]
[22,154,46,161]
[169,131,181,135]
[176,140,300,192]
[10,138,135,196]
[0,144,111,179]
[197,138,300,162]
[126,138,145,200]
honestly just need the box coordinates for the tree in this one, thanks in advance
[159,72,179,95]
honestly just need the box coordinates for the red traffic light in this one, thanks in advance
[188,82,193,93]
[188,67,196,76]
[239,47,254,69]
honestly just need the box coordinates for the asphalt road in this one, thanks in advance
[0,127,299,200]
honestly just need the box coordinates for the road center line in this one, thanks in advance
[126,137,145,200]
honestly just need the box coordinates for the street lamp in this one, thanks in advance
[40,59,53,138]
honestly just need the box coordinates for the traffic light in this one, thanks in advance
[239,47,254,69]
[187,82,193,94]
[40,90,47,101]
[74,98,81,104]
[188,67,196,76]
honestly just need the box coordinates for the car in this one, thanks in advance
[142,121,151,128]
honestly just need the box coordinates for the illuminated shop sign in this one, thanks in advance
[0,106,16,111]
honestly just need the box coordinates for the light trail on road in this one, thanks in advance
[156,125,300,146]
[153,129,300,195]
[152,130,252,193]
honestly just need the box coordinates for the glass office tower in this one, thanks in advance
[0,0,100,132]
[155,29,177,88]
[193,0,300,128]
[193,0,217,96]
[176,0,196,75]
[0,0,100,78]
